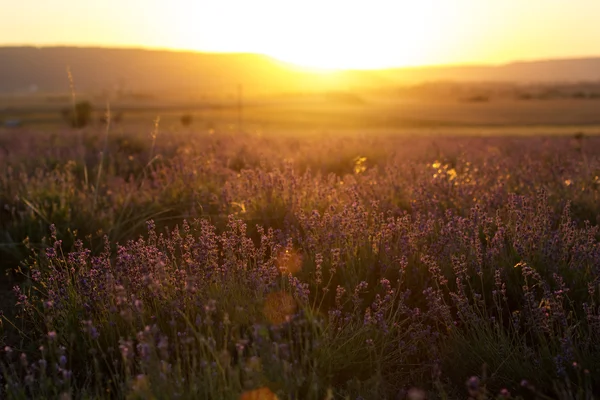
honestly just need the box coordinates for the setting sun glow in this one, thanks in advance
[2,0,600,70]
[164,0,453,69]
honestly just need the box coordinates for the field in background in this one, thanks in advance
[3,83,600,133]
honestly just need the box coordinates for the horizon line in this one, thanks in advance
[2,43,600,72]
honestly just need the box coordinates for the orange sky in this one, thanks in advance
[2,0,600,69]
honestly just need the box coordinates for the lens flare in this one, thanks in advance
[240,386,279,400]
[263,291,297,325]
[276,249,302,275]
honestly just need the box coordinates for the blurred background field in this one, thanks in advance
[2,47,600,132]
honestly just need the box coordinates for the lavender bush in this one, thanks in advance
[0,126,599,398]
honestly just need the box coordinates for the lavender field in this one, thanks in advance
[1,126,599,399]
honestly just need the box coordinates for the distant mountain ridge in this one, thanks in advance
[1,46,599,95]
[383,57,600,84]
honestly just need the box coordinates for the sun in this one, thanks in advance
[262,1,450,70]
[160,0,455,70]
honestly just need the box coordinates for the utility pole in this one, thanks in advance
[237,83,243,134]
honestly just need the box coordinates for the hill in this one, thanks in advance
[1,47,600,95]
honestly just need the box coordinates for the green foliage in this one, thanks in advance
[62,101,93,128]
[181,114,193,127]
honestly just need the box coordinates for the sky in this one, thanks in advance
[2,0,600,69]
